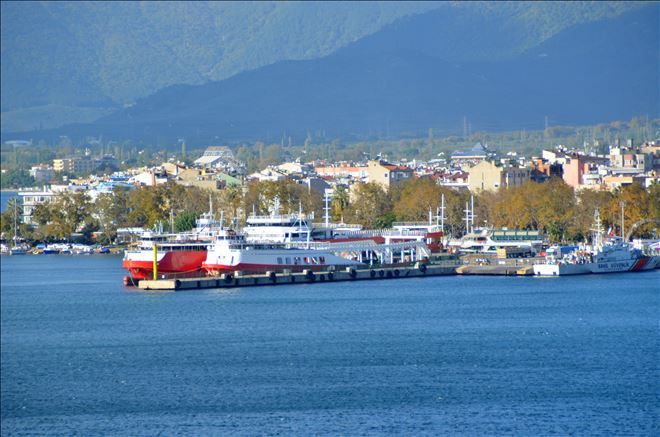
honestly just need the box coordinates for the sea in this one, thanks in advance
[1,255,658,436]
[1,191,19,213]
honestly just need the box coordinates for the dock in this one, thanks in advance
[138,263,458,291]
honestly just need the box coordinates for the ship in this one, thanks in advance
[448,228,544,256]
[122,206,232,282]
[202,238,363,276]
[533,210,659,276]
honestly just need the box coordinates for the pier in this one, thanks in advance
[138,263,458,291]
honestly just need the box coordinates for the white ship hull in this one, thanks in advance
[533,263,592,276]
[203,245,362,275]
[534,255,659,276]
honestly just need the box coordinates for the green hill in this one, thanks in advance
[1,1,645,133]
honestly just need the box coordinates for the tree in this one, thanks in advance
[570,189,613,241]
[345,182,390,229]
[241,179,322,224]
[393,177,444,222]
[330,185,350,222]
[608,184,657,238]
[31,191,94,241]
[174,211,197,233]
[0,169,35,189]
[217,185,244,225]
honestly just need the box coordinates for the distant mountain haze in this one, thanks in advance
[1,1,443,131]
[1,1,656,145]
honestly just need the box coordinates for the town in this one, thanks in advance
[1,126,658,254]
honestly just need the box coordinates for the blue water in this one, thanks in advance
[1,255,659,435]
[0,191,19,213]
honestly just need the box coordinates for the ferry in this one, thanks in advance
[122,208,232,282]
[202,239,364,276]
[533,210,659,276]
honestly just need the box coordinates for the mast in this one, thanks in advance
[470,194,475,232]
[13,200,18,243]
[620,201,625,240]
[324,190,331,227]
[464,201,471,235]
[591,209,604,249]
[438,193,445,233]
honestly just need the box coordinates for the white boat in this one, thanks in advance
[9,245,28,255]
[533,210,659,276]
[449,228,543,255]
[71,244,94,254]
[202,239,363,275]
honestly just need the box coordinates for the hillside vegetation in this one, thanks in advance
[1,1,646,132]
[11,4,656,147]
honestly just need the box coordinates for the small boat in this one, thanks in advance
[10,245,28,255]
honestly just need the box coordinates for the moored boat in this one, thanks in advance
[122,208,235,281]
[533,210,659,276]
[202,238,363,276]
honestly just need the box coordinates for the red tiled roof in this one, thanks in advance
[383,164,412,172]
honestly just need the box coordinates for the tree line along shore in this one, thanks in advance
[1,177,657,246]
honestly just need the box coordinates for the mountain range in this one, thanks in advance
[2,1,657,146]
[1,1,442,132]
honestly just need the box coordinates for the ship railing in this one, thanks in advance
[312,222,363,229]
[247,213,309,221]
[287,239,431,254]
[325,229,431,238]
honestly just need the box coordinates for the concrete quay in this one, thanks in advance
[137,263,458,291]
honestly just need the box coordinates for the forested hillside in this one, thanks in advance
[1,1,645,133]
[13,3,656,147]
[1,1,440,131]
